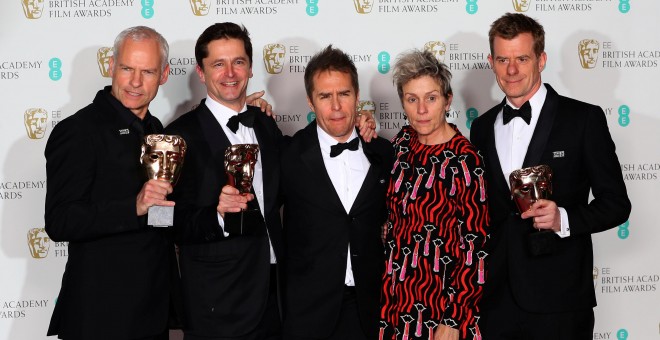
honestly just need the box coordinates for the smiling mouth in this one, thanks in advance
[223,81,238,86]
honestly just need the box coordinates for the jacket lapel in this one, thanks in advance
[522,84,558,168]
[300,122,346,213]
[251,106,278,213]
[484,100,513,197]
[195,99,232,176]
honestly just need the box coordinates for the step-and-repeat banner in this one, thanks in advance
[1,1,658,339]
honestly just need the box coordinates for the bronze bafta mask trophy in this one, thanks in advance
[509,165,556,256]
[224,144,264,235]
[140,134,187,227]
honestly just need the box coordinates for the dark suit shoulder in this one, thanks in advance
[46,96,115,154]
[284,121,316,150]
[364,136,393,157]
[476,101,504,124]
[555,93,603,117]
[249,105,284,141]
[165,106,203,133]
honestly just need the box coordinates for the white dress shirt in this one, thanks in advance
[205,96,277,263]
[494,84,570,237]
[317,126,370,286]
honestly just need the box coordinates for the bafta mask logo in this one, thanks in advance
[353,0,373,14]
[21,0,44,19]
[27,228,50,259]
[512,0,531,12]
[357,100,376,118]
[578,39,600,69]
[509,165,553,214]
[189,0,210,16]
[593,266,599,287]
[424,41,447,63]
[24,108,48,139]
[140,134,187,185]
[263,44,286,74]
[97,47,113,78]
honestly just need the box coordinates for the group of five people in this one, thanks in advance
[44,12,630,340]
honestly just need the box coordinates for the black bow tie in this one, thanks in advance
[502,101,532,125]
[226,110,256,133]
[330,138,359,157]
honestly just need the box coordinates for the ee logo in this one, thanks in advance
[378,52,390,74]
[306,0,318,16]
[141,0,154,19]
[466,108,478,129]
[466,0,478,14]
[618,105,630,127]
[49,58,62,81]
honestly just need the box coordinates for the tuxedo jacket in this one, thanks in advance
[470,84,631,313]
[280,122,393,339]
[44,88,174,340]
[165,101,284,338]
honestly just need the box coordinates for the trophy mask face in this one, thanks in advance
[140,135,186,184]
[510,165,553,213]
[225,145,259,194]
[28,228,50,258]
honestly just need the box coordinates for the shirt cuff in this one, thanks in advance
[556,207,570,238]
[217,212,230,237]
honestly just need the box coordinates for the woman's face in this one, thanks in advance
[401,75,452,143]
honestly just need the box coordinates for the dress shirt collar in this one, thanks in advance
[317,125,360,155]
[204,95,248,128]
[502,83,548,124]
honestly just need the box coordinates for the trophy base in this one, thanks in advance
[148,205,174,227]
[224,208,265,236]
[527,230,557,256]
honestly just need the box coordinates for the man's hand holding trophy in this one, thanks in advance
[139,134,187,227]
[221,144,264,235]
[509,164,559,256]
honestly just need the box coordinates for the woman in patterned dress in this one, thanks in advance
[380,50,489,340]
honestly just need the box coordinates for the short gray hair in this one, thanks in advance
[113,26,169,71]
[392,49,452,101]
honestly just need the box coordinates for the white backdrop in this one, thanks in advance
[1,1,658,339]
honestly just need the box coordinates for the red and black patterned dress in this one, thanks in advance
[380,124,489,340]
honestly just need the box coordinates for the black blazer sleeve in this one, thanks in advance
[45,108,143,242]
[562,104,631,235]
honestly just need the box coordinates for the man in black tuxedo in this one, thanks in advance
[165,23,285,340]
[280,46,393,340]
[470,13,631,339]
[45,26,177,340]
